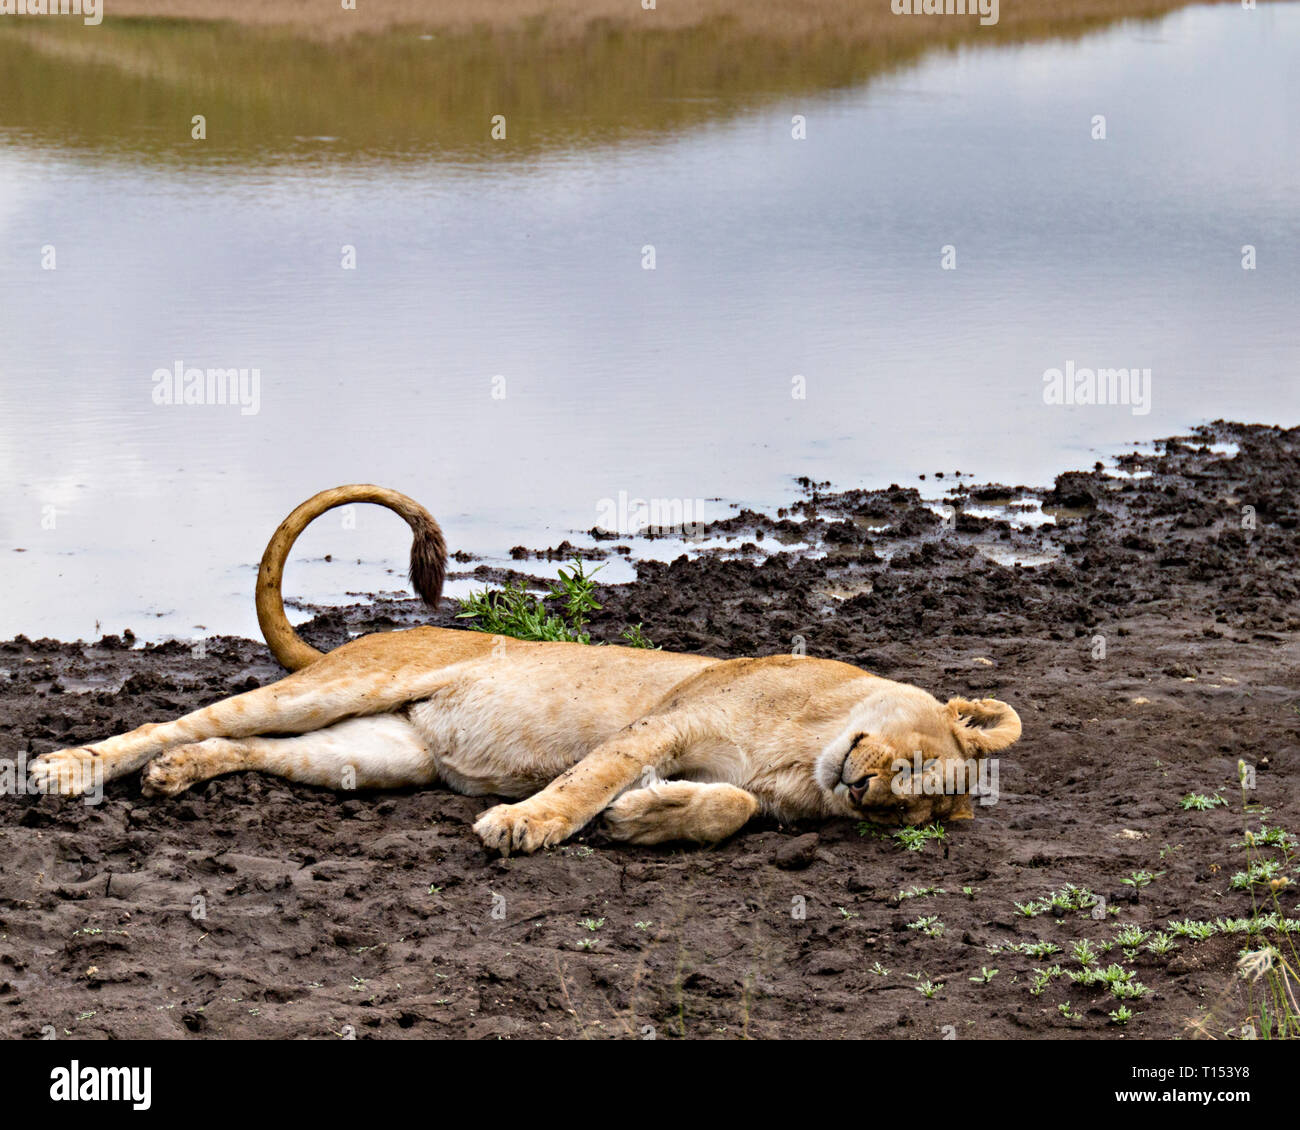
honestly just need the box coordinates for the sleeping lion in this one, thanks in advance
[28,485,1021,854]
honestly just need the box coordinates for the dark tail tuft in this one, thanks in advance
[408,511,447,609]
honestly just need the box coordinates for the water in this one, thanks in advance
[1,4,1297,642]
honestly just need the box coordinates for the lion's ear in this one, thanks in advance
[946,697,1021,754]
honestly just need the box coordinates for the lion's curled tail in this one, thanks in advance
[255,484,447,670]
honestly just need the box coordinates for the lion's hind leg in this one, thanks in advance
[140,714,435,797]
[30,652,450,797]
[603,781,759,846]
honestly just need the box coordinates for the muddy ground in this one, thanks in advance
[2,422,1297,1040]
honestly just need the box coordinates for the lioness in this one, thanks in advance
[28,485,1021,853]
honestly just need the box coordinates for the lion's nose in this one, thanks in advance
[845,774,873,804]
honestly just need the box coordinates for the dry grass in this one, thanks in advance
[94,0,1269,41]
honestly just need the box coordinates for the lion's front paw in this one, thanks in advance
[28,748,101,797]
[603,788,673,842]
[473,801,574,855]
[140,750,199,798]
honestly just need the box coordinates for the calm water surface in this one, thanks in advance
[1,4,1297,641]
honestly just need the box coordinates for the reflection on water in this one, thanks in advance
[0,17,961,163]
[0,10,1217,165]
[0,4,1298,643]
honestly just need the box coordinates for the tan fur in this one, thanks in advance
[28,486,1023,853]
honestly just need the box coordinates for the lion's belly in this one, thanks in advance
[405,688,609,797]
[404,648,715,798]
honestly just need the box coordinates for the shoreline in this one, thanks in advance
[4,420,1294,653]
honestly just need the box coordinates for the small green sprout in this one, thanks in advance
[898,885,944,902]
[1028,966,1062,996]
[1121,870,1164,890]
[1114,924,1149,950]
[906,915,945,938]
[1145,932,1178,956]
[1167,918,1216,940]
[1072,939,1097,967]
[890,824,948,853]
[1231,860,1283,890]
[621,623,657,649]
